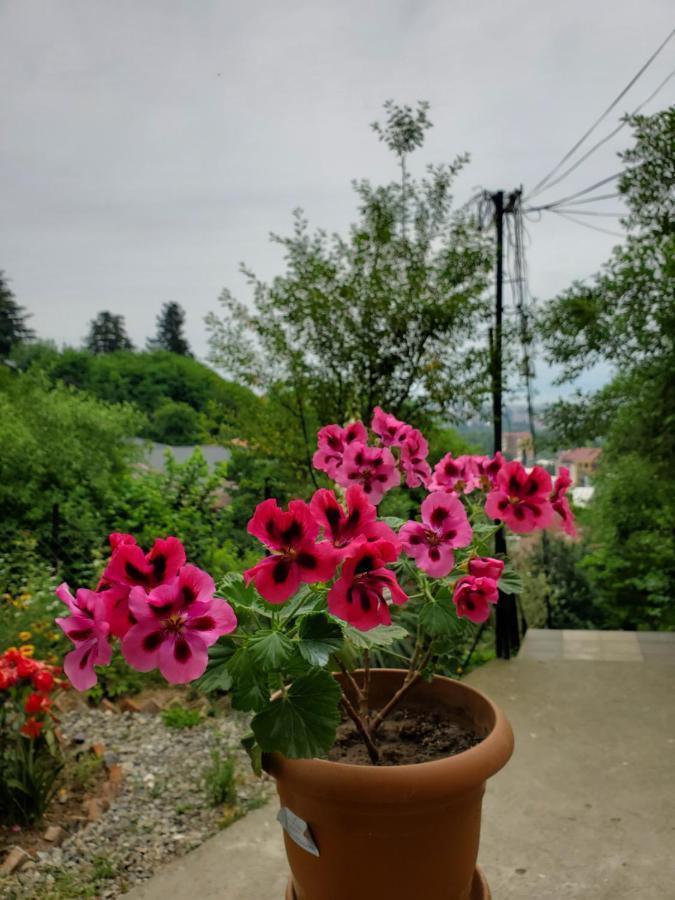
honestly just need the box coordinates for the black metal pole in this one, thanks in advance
[491,191,521,660]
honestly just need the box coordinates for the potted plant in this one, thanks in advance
[53,409,576,900]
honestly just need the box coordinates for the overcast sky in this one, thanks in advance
[1,0,673,404]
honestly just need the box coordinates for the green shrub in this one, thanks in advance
[162,706,202,729]
[203,750,237,807]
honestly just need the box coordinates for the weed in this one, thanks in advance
[161,706,202,729]
[203,749,237,807]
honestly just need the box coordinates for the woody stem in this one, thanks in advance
[340,692,380,765]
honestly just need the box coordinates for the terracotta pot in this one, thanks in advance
[264,668,514,900]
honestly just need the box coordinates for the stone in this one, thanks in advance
[83,798,105,821]
[0,846,32,875]
[140,698,163,715]
[101,698,117,713]
[43,825,67,845]
[120,698,142,713]
[91,741,106,757]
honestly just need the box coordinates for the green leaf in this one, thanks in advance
[241,731,263,777]
[342,623,408,649]
[419,601,461,636]
[248,630,294,670]
[381,515,406,531]
[227,648,270,712]
[278,584,326,622]
[251,669,341,759]
[218,572,273,618]
[499,569,524,594]
[195,639,236,692]
[297,614,343,666]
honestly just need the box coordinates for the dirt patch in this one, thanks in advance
[328,708,482,766]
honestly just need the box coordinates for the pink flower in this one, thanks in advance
[473,453,505,490]
[121,566,237,684]
[309,486,399,556]
[312,421,368,478]
[468,557,504,581]
[103,535,186,591]
[244,499,339,603]
[452,575,499,624]
[399,492,473,577]
[400,428,432,488]
[328,539,407,630]
[429,453,480,494]
[485,461,554,533]
[335,442,400,504]
[551,467,578,537]
[55,584,112,691]
[371,407,411,447]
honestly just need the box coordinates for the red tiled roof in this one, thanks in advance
[559,447,602,464]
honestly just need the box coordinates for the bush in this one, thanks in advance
[161,706,202,729]
[203,750,237,807]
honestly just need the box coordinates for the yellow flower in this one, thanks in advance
[19,592,32,602]
[47,654,58,664]
[18,631,32,642]
[19,644,35,658]
[456,666,463,674]
[49,632,61,642]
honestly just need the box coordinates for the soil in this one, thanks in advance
[327,707,482,766]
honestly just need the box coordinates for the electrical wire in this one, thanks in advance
[525,172,622,211]
[528,65,675,201]
[527,27,675,200]
[549,208,626,238]
[551,207,625,217]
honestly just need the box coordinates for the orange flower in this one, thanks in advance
[20,717,44,739]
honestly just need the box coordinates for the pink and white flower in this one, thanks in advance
[335,442,400,504]
[121,566,236,684]
[55,584,112,691]
[485,461,554,533]
[399,492,473,577]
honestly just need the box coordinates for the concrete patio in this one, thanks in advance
[122,630,675,900]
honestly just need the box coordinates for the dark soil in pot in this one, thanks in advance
[328,707,482,765]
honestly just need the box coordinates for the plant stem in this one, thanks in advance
[340,693,380,765]
[362,650,371,723]
[370,646,434,734]
[336,658,365,709]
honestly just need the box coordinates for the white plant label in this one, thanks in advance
[277,806,320,857]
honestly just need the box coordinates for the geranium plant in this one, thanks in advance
[0,649,66,823]
[54,410,575,766]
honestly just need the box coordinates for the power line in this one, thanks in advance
[527,27,675,199]
[550,208,626,238]
[526,172,622,211]
[553,207,625,217]
[527,65,675,200]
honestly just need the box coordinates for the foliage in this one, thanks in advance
[162,706,202,728]
[202,749,237,807]
[85,311,134,353]
[0,270,34,357]
[0,650,65,825]
[540,108,675,628]
[207,101,492,482]
[147,301,192,356]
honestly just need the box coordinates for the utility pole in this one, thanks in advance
[488,189,522,660]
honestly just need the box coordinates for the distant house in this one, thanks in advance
[558,447,602,486]
[503,431,534,463]
[134,440,231,474]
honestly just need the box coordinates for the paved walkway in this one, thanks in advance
[122,630,675,900]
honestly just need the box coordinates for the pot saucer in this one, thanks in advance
[285,866,491,900]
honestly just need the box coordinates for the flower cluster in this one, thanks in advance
[0,648,64,739]
[54,535,237,689]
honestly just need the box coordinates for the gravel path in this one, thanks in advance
[1,705,273,900]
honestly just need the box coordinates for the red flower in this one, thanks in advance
[485,461,554,533]
[335,442,400,504]
[551,467,577,537]
[309,486,399,556]
[453,575,499,624]
[31,669,55,692]
[400,428,432,488]
[473,453,505,490]
[468,557,504,581]
[371,407,411,447]
[429,453,480,494]
[24,693,51,715]
[103,535,186,592]
[328,539,407,631]
[245,499,340,603]
[312,422,368,479]
[400,493,473,578]
[20,717,45,740]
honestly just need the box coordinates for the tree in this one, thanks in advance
[85,311,134,353]
[0,271,34,357]
[148,301,192,356]
[207,101,492,479]
[540,107,675,627]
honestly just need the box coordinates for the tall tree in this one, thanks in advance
[0,271,34,357]
[207,101,492,475]
[85,311,134,353]
[148,301,192,356]
[540,106,675,627]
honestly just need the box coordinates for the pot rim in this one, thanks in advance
[264,668,514,800]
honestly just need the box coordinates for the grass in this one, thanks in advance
[161,706,203,729]
[203,749,237,807]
